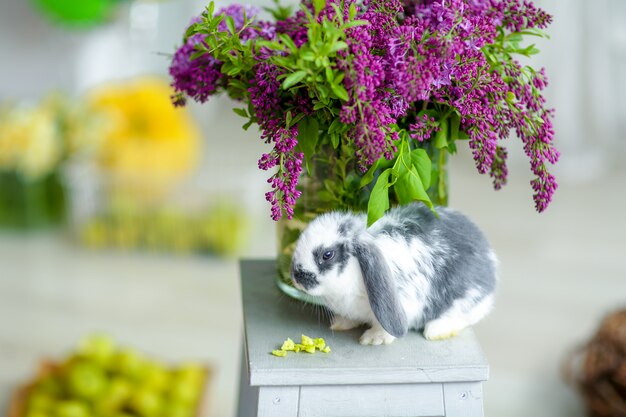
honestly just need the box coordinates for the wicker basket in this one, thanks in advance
[8,360,212,417]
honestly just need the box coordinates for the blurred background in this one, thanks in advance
[0,0,625,417]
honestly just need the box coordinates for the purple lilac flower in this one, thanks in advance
[490,146,508,190]
[409,115,440,142]
[275,9,310,48]
[395,0,558,211]
[493,0,553,32]
[259,128,304,221]
[216,5,261,40]
[249,62,306,220]
[169,6,261,105]
[339,2,402,168]
[169,33,222,106]
[170,0,559,218]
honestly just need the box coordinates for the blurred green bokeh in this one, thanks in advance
[0,171,66,229]
[31,0,118,28]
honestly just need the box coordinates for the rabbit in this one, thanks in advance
[290,202,497,345]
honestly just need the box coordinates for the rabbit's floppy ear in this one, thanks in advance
[353,235,408,338]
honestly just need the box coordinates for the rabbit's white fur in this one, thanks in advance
[291,203,497,345]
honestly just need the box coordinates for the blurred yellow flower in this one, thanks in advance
[0,93,106,181]
[88,77,201,199]
[0,104,60,180]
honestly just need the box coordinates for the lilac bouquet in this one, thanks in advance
[170,0,558,225]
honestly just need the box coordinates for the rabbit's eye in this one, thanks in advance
[322,250,335,261]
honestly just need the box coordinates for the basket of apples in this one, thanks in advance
[8,335,211,417]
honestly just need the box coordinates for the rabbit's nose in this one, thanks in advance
[292,266,318,290]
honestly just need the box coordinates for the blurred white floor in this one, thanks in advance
[1,147,625,417]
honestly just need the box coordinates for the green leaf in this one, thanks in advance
[328,118,342,134]
[359,159,380,188]
[233,108,248,118]
[449,112,460,142]
[393,174,412,205]
[523,44,540,56]
[279,34,297,53]
[438,172,447,202]
[349,2,357,20]
[395,168,433,208]
[395,149,411,177]
[312,0,326,15]
[228,79,248,91]
[323,179,335,192]
[367,169,391,227]
[343,19,369,28]
[330,3,344,23]
[330,83,349,101]
[318,190,333,202]
[285,110,292,127]
[434,116,449,149]
[297,117,320,175]
[313,101,327,111]
[282,70,307,89]
[225,16,236,34]
[329,41,348,53]
[330,133,339,149]
[301,51,316,61]
[458,130,470,140]
[226,65,241,76]
[317,84,330,99]
[289,112,306,128]
[410,149,431,189]
[325,66,334,82]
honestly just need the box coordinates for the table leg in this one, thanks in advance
[443,382,484,417]
[237,347,259,417]
[257,386,300,417]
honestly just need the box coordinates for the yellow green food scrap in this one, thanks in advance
[300,335,314,346]
[271,350,287,357]
[313,338,326,350]
[280,338,295,351]
[271,335,331,357]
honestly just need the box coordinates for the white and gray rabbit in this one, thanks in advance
[290,202,497,345]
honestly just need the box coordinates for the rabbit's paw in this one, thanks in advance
[330,316,361,331]
[424,318,464,341]
[359,327,396,345]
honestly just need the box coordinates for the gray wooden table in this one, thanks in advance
[237,259,489,417]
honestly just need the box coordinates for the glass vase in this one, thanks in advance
[0,171,67,229]
[275,174,333,305]
[275,143,449,303]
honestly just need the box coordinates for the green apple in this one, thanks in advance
[53,400,90,417]
[25,411,51,417]
[34,375,63,396]
[66,360,107,400]
[78,334,116,366]
[128,387,163,417]
[168,378,201,406]
[111,348,145,378]
[161,401,195,417]
[27,390,56,412]
[93,377,132,414]
[140,361,170,392]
